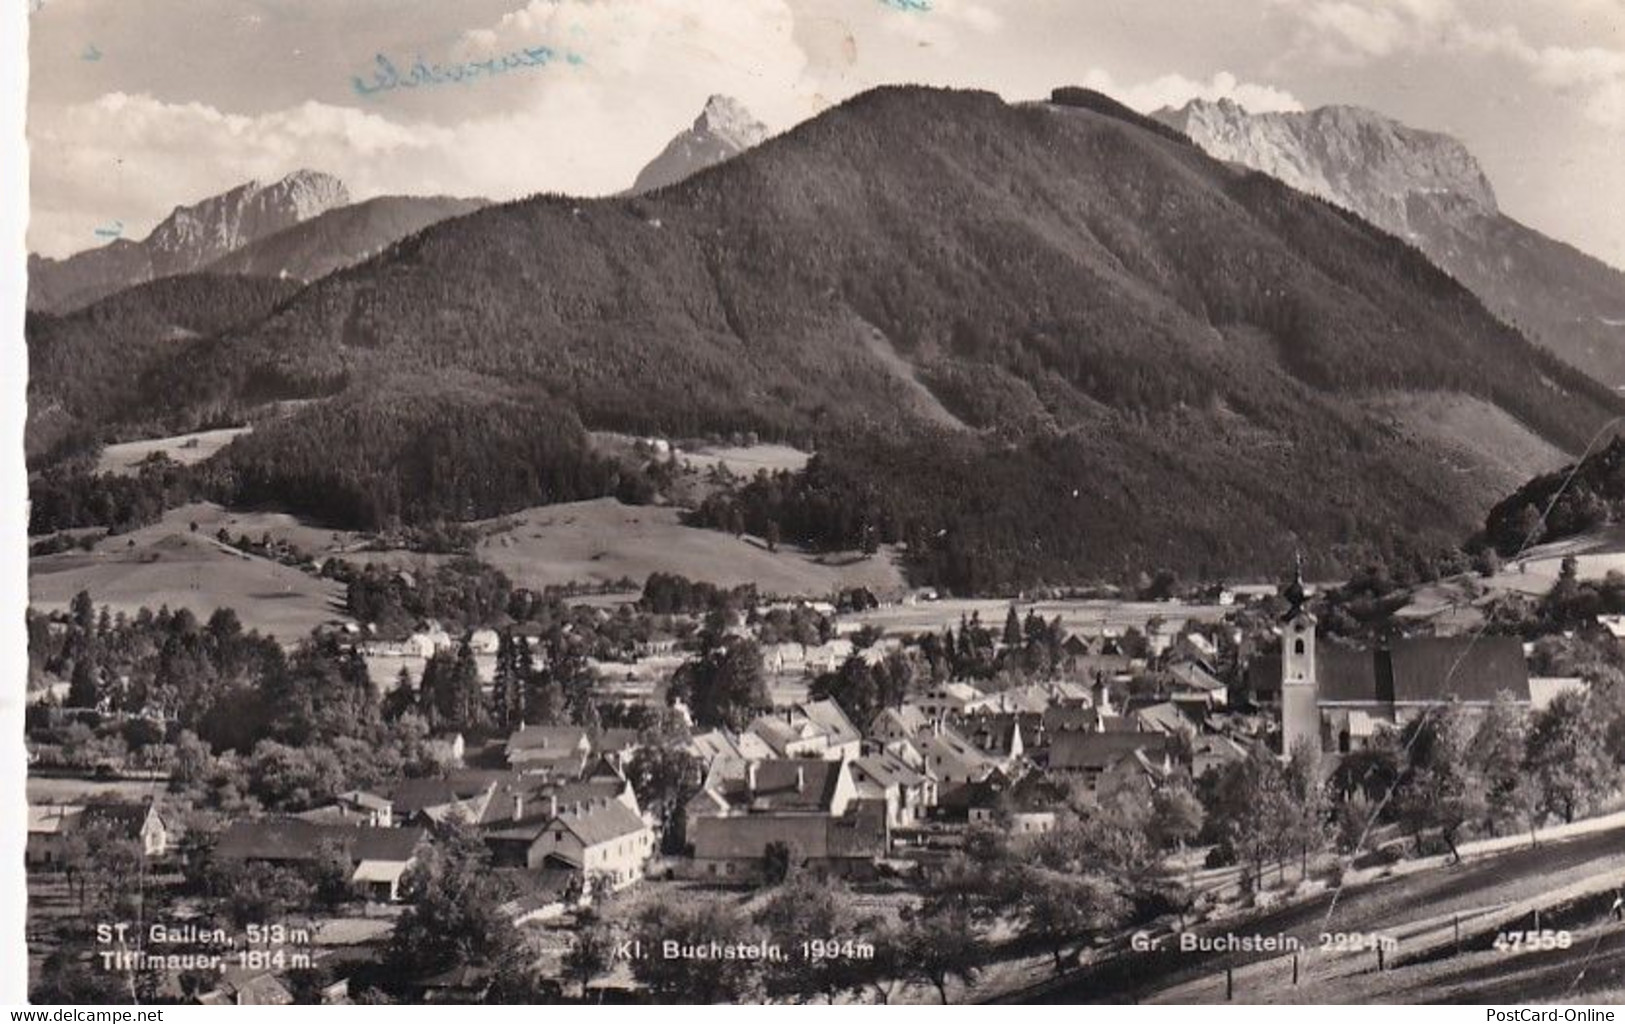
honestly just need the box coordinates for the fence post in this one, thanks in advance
[1226,967,1234,1001]
[1292,953,1299,986]
[1454,914,1460,954]
[1377,945,1385,972]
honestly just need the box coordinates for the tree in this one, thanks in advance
[1019,868,1127,973]
[901,906,980,1003]
[754,878,867,1002]
[1283,741,1333,877]
[386,819,525,978]
[1148,783,1205,884]
[1526,690,1618,824]
[68,653,100,709]
[1393,709,1487,861]
[1002,606,1022,647]
[624,746,701,853]
[563,914,615,999]
[1469,695,1532,837]
[631,899,764,1002]
[667,637,768,731]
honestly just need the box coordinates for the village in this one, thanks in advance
[23,550,1625,1004]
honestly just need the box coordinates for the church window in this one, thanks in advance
[1293,639,1305,656]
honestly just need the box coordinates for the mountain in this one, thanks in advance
[38,86,1625,587]
[28,170,349,313]
[1155,99,1625,388]
[206,195,488,283]
[629,94,770,194]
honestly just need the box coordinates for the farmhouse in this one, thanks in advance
[684,759,886,879]
[215,819,429,901]
[482,795,653,888]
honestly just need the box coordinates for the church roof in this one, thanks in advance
[1310,636,1529,705]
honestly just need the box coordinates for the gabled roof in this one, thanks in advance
[389,777,493,815]
[689,729,743,762]
[506,726,590,755]
[799,700,860,746]
[595,728,641,753]
[871,705,930,736]
[28,804,83,835]
[953,713,1024,756]
[850,752,927,789]
[1168,661,1225,693]
[216,818,426,864]
[710,760,845,813]
[1049,731,1171,771]
[1386,636,1529,704]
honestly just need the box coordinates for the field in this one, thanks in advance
[840,597,1231,639]
[472,498,906,598]
[95,427,252,475]
[29,507,348,643]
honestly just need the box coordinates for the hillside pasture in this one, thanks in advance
[30,515,347,643]
[95,427,252,475]
[471,497,904,597]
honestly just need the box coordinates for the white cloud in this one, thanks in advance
[1282,0,1625,126]
[1079,69,1303,114]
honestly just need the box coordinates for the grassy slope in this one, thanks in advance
[472,497,905,597]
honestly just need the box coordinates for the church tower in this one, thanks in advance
[1279,555,1321,759]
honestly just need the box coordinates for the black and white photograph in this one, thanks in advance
[9,0,1625,1008]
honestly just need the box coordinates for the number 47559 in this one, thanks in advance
[1493,929,1572,952]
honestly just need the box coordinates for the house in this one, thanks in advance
[1131,702,1199,738]
[425,733,466,770]
[27,801,169,867]
[964,685,1052,715]
[1189,733,1251,779]
[26,805,83,868]
[688,729,746,779]
[914,682,983,717]
[1049,731,1174,795]
[389,776,497,827]
[1000,772,1068,835]
[1166,660,1228,707]
[913,727,999,785]
[869,705,931,744]
[466,628,501,655]
[215,819,429,901]
[950,712,1029,767]
[743,701,861,761]
[685,760,886,879]
[407,621,456,659]
[483,795,653,889]
[505,725,593,774]
[1529,676,1588,712]
[849,752,936,827]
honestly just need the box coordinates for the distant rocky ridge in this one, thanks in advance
[1156,99,1625,388]
[28,170,350,313]
[629,94,770,194]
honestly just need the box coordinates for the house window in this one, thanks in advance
[555,830,564,842]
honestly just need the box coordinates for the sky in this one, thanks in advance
[24,0,1625,268]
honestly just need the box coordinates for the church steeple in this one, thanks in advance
[1279,553,1320,758]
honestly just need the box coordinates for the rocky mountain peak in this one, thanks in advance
[629,95,769,194]
[145,170,350,275]
[1157,99,1497,240]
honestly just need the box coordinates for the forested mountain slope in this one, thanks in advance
[36,86,1623,587]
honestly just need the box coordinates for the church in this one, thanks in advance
[1253,568,1532,756]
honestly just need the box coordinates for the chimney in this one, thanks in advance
[796,766,806,792]
[548,794,559,819]
[513,794,524,822]
[747,761,759,793]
